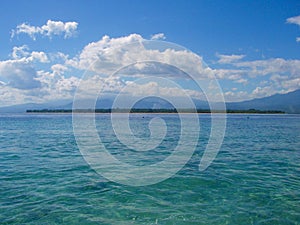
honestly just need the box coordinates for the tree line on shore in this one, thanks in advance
[26,108,285,114]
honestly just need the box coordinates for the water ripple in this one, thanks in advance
[0,114,299,224]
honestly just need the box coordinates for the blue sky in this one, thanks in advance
[0,0,300,106]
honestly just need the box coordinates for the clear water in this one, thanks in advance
[0,114,299,224]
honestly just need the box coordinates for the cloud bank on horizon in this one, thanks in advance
[0,16,300,107]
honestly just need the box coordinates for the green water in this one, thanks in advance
[0,114,299,224]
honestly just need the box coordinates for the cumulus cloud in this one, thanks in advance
[212,68,244,80]
[251,86,279,98]
[271,74,300,91]
[11,45,29,59]
[70,75,125,99]
[0,46,49,91]
[0,45,81,105]
[3,33,208,105]
[280,77,300,91]
[216,53,245,64]
[29,51,49,63]
[0,86,31,106]
[224,90,249,102]
[68,34,217,103]
[118,61,189,79]
[235,78,248,84]
[0,59,41,89]
[51,64,68,75]
[287,15,300,26]
[11,45,49,63]
[69,33,207,80]
[234,58,300,78]
[151,33,166,40]
[34,69,81,102]
[11,20,78,40]
[286,15,300,43]
[122,81,203,99]
[69,34,145,73]
[212,51,300,101]
[66,34,300,102]
[50,52,69,62]
[2,33,300,106]
[214,54,300,80]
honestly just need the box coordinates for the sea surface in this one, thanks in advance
[0,113,299,224]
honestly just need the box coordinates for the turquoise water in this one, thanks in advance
[0,114,299,224]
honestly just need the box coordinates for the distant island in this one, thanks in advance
[26,108,285,114]
[1,89,299,113]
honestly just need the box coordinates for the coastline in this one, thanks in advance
[26,109,286,114]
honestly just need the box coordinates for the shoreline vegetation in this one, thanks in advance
[26,109,285,114]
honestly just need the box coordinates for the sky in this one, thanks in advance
[0,0,300,106]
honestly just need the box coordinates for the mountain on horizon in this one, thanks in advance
[226,89,300,113]
[0,89,299,113]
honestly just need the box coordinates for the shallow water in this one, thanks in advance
[0,113,299,224]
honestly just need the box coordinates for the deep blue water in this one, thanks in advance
[0,113,299,224]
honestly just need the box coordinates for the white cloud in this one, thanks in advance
[234,58,300,77]
[11,23,40,40]
[224,86,287,102]
[224,90,249,102]
[53,35,300,103]
[287,15,300,26]
[216,55,300,80]
[216,53,245,64]
[11,45,29,59]
[213,52,300,101]
[69,34,144,73]
[55,76,80,93]
[0,59,41,89]
[118,61,189,79]
[211,68,245,81]
[280,77,300,91]
[0,46,49,90]
[33,69,81,102]
[71,75,125,99]
[50,52,69,62]
[270,74,300,91]
[215,55,300,96]
[11,45,49,63]
[235,78,248,84]
[151,33,166,40]
[252,86,278,98]
[3,34,210,105]
[123,81,203,99]
[29,51,49,63]
[0,86,30,106]
[2,33,300,106]
[11,20,78,40]
[287,15,300,43]
[51,64,68,75]
[70,34,207,81]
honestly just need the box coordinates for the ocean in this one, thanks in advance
[0,113,299,224]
